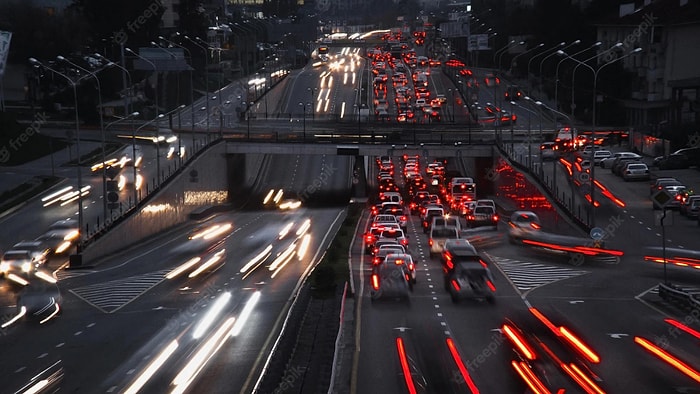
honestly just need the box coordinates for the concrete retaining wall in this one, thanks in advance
[82,143,252,263]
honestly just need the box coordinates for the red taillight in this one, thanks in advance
[493,215,499,221]
[531,222,541,229]
[486,280,496,292]
[371,274,380,290]
[408,262,414,271]
[373,257,380,265]
[451,279,461,291]
[401,238,408,246]
[395,259,404,265]
[428,239,433,246]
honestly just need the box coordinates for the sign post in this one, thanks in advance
[652,189,673,284]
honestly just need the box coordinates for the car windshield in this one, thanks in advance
[432,228,458,237]
[381,231,403,239]
[474,207,493,214]
[628,164,646,169]
[3,251,31,261]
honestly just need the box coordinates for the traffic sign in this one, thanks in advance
[590,227,605,240]
[652,189,673,210]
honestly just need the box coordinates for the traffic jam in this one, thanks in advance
[360,154,614,393]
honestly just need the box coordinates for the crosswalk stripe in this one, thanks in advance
[486,254,588,295]
[69,270,170,313]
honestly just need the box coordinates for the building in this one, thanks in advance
[595,0,700,142]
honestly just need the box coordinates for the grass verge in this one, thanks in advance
[310,203,363,299]
[0,176,63,214]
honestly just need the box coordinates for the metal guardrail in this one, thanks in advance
[658,282,700,311]
[327,281,349,394]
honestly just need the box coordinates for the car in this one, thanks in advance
[35,219,80,255]
[622,162,650,181]
[378,228,409,247]
[612,157,643,176]
[657,153,690,170]
[370,262,411,302]
[0,241,51,278]
[15,281,63,324]
[429,226,460,255]
[414,98,427,108]
[650,178,683,196]
[653,185,687,210]
[441,240,495,303]
[581,145,603,157]
[507,211,542,243]
[654,147,700,168]
[475,199,497,211]
[373,214,399,227]
[600,152,641,169]
[504,85,522,101]
[372,244,407,265]
[680,195,700,218]
[540,142,559,161]
[385,253,417,284]
[592,150,612,165]
[431,215,462,232]
[466,206,499,229]
[422,207,445,233]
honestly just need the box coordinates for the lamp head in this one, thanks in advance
[535,101,543,105]
[150,41,158,47]
[523,96,531,101]
[537,43,545,47]
[632,47,643,53]
[558,41,566,46]
[157,114,165,118]
[613,42,624,48]
[510,101,517,105]
[594,41,602,47]
[519,41,526,45]
[125,47,134,53]
[573,39,581,44]
[56,55,66,61]
[131,111,140,117]
[158,36,165,40]
[557,50,566,56]
[179,104,186,109]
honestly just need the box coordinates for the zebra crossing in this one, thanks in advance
[69,270,170,313]
[486,254,589,295]
[55,268,98,281]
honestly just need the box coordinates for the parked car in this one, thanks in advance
[600,152,641,169]
[612,157,643,176]
[680,195,700,218]
[622,162,650,181]
[592,150,612,165]
[650,178,683,196]
[657,153,690,170]
[653,185,687,210]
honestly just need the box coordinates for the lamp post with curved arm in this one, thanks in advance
[554,42,601,111]
[496,40,525,72]
[107,111,140,205]
[195,37,224,139]
[511,100,538,167]
[92,53,132,116]
[510,43,543,76]
[527,42,563,95]
[181,36,211,137]
[29,58,86,261]
[562,46,642,227]
[58,56,111,219]
[568,42,623,119]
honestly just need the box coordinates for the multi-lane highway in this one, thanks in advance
[2,42,700,394]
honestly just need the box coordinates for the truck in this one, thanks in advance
[448,177,477,211]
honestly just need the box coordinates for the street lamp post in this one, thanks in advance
[561,45,641,227]
[539,40,580,88]
[496,40,525,72]
[181,35,211,137]
[554,42,602,111]
[568,43,623,119]
[298,102,308,140]
[106,112,141,205]
[159,36,196,146]
[510,43,543,76]
[29,58,86,262]
[512,101,537,167]
[57,56,109,220]
[526,43,560,95]
[308,87,317,120]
